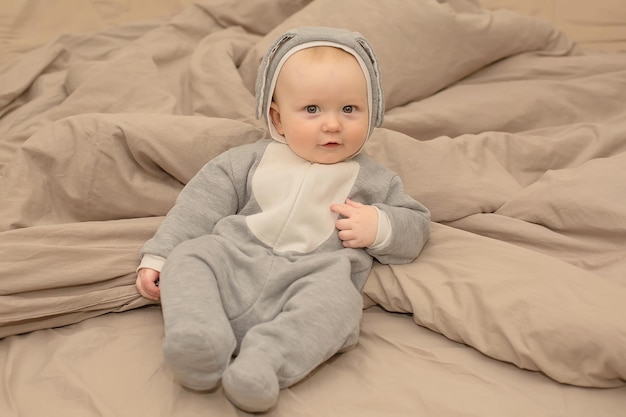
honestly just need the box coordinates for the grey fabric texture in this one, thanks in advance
[142,139,430,410]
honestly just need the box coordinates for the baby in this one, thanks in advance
[136,26,430,412]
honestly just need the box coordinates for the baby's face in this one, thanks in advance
[270,47,369,164]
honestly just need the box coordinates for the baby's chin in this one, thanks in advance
[290,146,361,165]
[301,153,354,165]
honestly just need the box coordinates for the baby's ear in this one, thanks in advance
[269,101,284,134]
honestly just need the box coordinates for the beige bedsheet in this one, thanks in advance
[1,0,626,415]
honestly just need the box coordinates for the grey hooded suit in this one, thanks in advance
[139,26,430,396]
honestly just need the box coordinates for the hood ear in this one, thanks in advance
[255,32,295,122]
[355,37,384,129]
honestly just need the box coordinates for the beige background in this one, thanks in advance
[1,0,625,68]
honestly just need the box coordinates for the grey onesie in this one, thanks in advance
[139,26,431,410]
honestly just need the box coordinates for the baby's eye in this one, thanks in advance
[342,105,355,113]
[305,105,319,113]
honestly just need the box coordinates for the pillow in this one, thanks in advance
[482,0,626,51]
[239,0,571,110]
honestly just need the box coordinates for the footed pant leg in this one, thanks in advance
[159,238,237,391]
[222,260,363,412]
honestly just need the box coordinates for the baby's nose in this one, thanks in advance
[322,113,341,132]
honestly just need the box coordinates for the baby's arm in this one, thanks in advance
[330,199,382,248]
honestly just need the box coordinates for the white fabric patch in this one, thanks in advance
[247,142,359,253]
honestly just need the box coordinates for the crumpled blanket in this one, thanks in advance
[1,0,625,388]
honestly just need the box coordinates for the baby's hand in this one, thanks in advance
[330,199,378,248]
[136,268,161,301]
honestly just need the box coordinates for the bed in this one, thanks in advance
[1,0,625,415]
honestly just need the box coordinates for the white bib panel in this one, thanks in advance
[247,142,359,253]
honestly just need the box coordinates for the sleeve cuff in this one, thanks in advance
[369,207,392,250]
[137,254,166,273]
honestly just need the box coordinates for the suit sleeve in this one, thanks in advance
[367,175,431,265]
[139,148,247,261]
